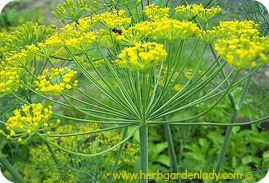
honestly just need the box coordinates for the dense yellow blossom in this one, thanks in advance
[115,17,199,43]
[215,20,259,38]
[92,10,131,28]
[65,31,97,52]
[59,21,98,52]
[4,103,60,143]
[115,22,152,45]
[0,67,22,95]
[34,67,78,94]
[115,42,167,70]
[175,4,221,22]
[150,19,199,41]
[5,49,34,67]
[215,36,269,69]
[144,4,170,21]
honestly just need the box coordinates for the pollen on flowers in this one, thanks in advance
[34,67,78,95]
[115,42,167,70]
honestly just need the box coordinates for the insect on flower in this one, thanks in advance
[112,27,122,35]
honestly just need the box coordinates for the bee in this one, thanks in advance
[112,27,122,35]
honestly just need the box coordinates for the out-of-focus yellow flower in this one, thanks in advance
[34,67,78,95]
[115,42,167,70]
[4,103,60,143]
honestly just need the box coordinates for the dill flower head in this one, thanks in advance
[197,29,219,44]
[0,67,22,95]
[2,22,53,58]
[4,103,60,143]
[144,4,170,21]
[152,19,199,41]
[92,10,131,28]
[175,4,221,21]
[175,4,204,19]
[60,20,97,52]
[34,67,78,95]
[5,49,35,68]
[52,0,100,23]
[115,42,167,70]
[114,22,153,46]
[215,35,269,69]
[215,20,259,38]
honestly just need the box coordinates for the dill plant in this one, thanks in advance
[0,0,269,182]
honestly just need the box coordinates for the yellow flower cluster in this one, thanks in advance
[115,42,167,70]
[26,33,64,58]
[115,18,199,43]
[175,4,221,22]
[114,22,151,46]
[151,19,199,41]
[0,67,22,95]
[144,4,170,21]
[59,21,98,52]
[65,32,97,52]
[215,36,269,69]
[1,22,53,59]
[197,29,219,44]
[5,49,34,68]
[93,10,131,28]
[215,20,259,38]
[51,0,100,23]
[34,67,78,95]
[4,103,60,143]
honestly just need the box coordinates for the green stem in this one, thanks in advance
[108,127,129,183]
[139,124,148,183]
[0,157,26,183]
[44,139,60,166]
[211,71,253,183]
[163,123,180,183]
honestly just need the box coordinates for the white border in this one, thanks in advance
[0,0,13,13]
